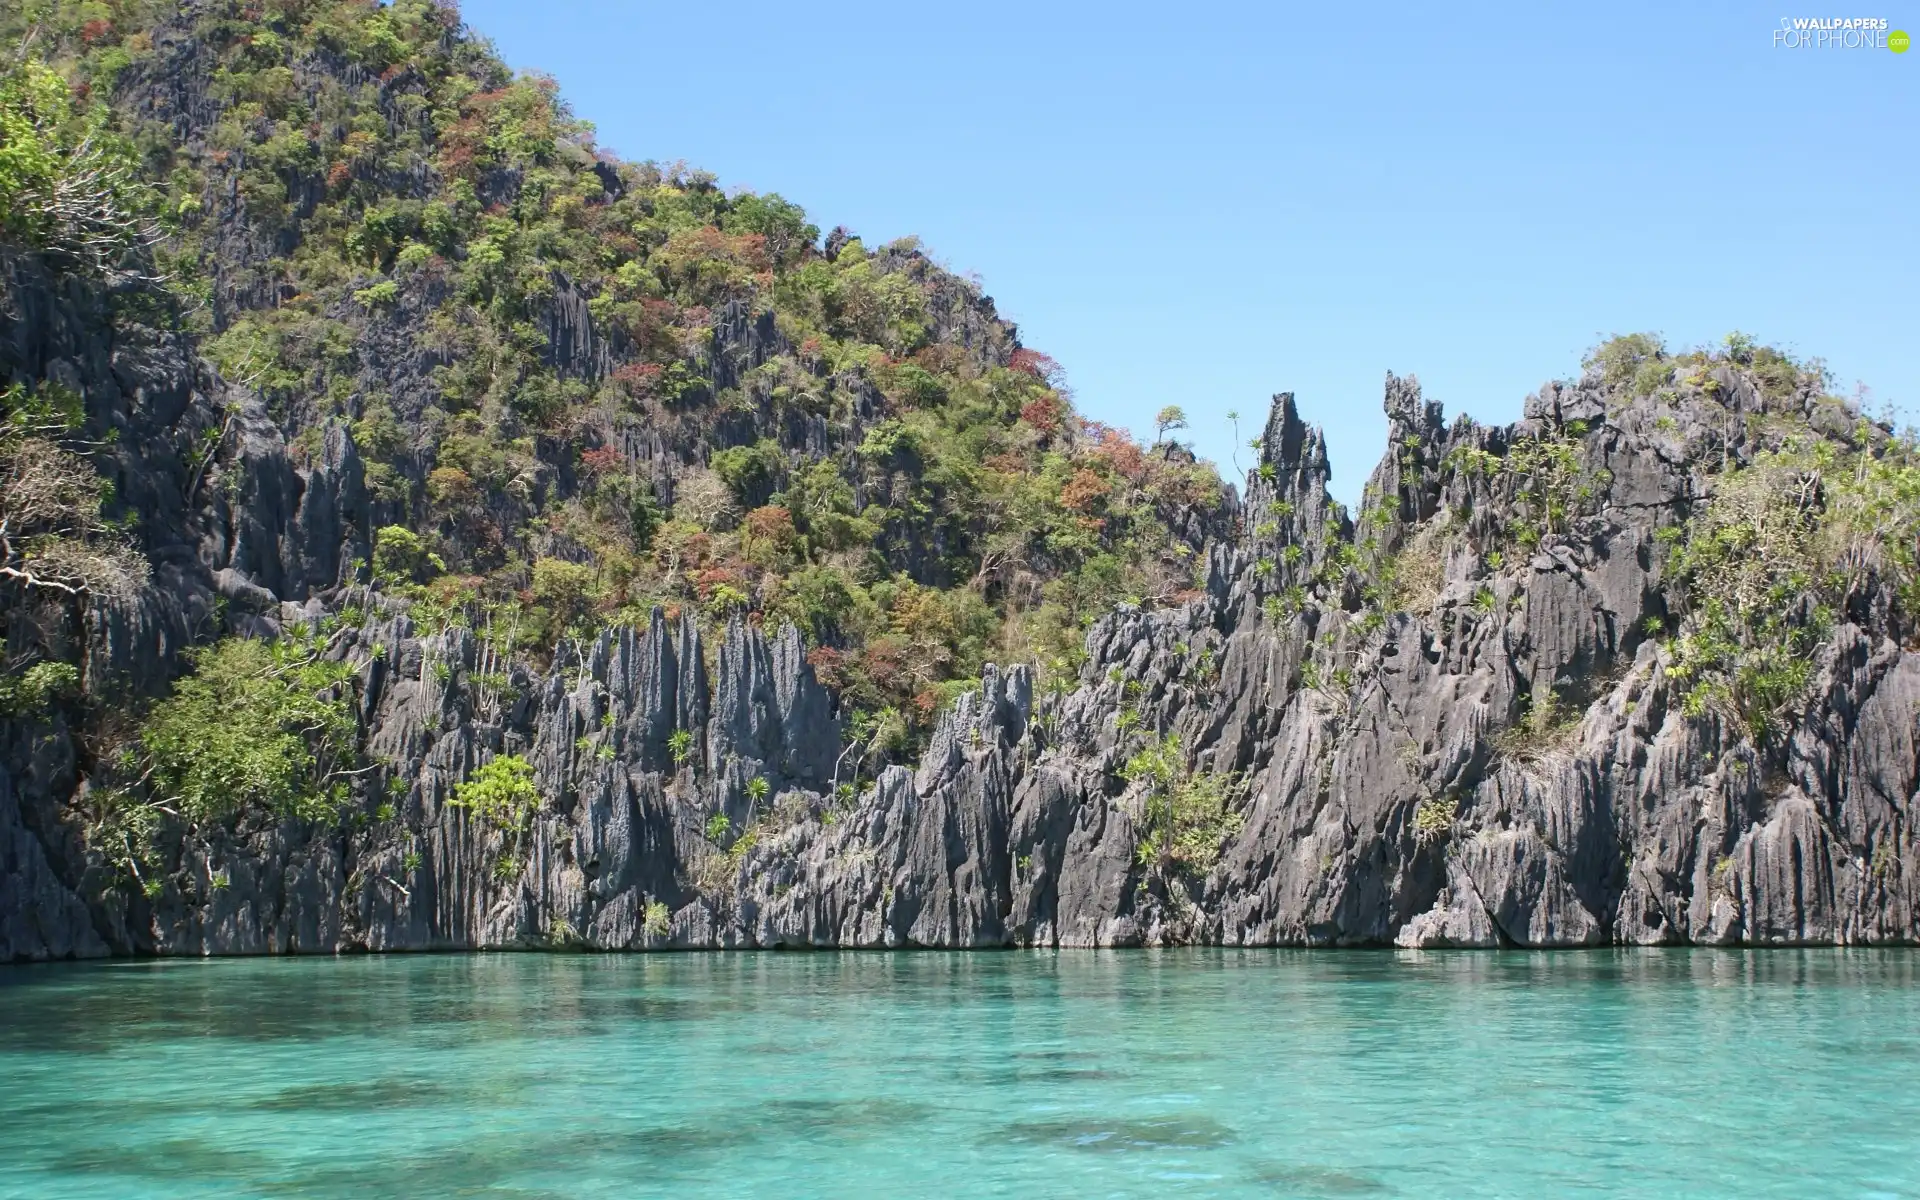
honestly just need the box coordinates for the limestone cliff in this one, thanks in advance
[2,1,1915,960]
[5,356,1914,957]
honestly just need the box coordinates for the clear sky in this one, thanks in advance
[460,0,1914,505]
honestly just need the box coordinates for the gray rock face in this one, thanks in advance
[0,762,106,963]
[9,357,1915,958]
[0,30,1914,955]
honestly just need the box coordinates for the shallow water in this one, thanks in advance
[2,949,1917,1197]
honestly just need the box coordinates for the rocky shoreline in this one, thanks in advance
[6,374,1914,960]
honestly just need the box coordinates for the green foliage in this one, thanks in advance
[1584,333,1671,397]
[667,728,694,763]
[353,279,398,308]
[710,439,785,507]
[449,753,540,828]
[725,821,760,864]
[1448,424,1608,545]
[857,419,916,464]
[1493,688,1582,763]
[139,634,359,823]
[1664,431,1920,738]
[723,192,818,263]
[782,461,877,552]
[704,811,731,842]
[890,364,948,409]
[373,525,443,586]
[1817,434,1920,615]
[1118,733,1244,877]
[706,582,750,614]
[2,379,82,435]
[9,0,1234,776]
[627,484,663,552]
[1412,793,1457,843]
[530,557,598,638]
[0,660,80,715]
[0,53,157,271]
[642,900,672,938]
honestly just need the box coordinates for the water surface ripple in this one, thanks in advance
[2,949,1916,1197]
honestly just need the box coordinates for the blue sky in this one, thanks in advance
[461,1,1914,505]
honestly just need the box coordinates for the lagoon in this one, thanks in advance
[2,950,1917,1197]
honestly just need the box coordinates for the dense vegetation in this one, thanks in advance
[0,38,153,611]
[2,0,1226,792]
[4,1,1918,901]
[1656,383,1920,738]
[1467,333,1920,745]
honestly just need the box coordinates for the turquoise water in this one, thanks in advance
[2,951,1918,1197]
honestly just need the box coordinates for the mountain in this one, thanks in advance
[2,0,1916,959]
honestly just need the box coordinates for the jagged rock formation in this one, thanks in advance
[3,3,1915,961]
[5,359,1916,958]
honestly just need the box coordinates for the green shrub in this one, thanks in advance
[1119,733,1245,876]
[449,753,540,828]
[710,439,785,507]
[642,900,671,937]
[0,660,80,715]
[1664,431,1920,738]
[1493,689,1583,764]
[1412,794,1457,843]
[353,279,398,308]
[140,635,359,823]
[1583,333,1666,392]
[0,55,158,270]
[890,364,947,409]
[531,557,598,639]
[628,485,663,551]
[722,192,818,262]
[1448,425,1607,544]
[725,822,760,864]
[373,525,443,586]
[668,728,694,763]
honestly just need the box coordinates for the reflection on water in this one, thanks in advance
[2,949,1918,1197]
